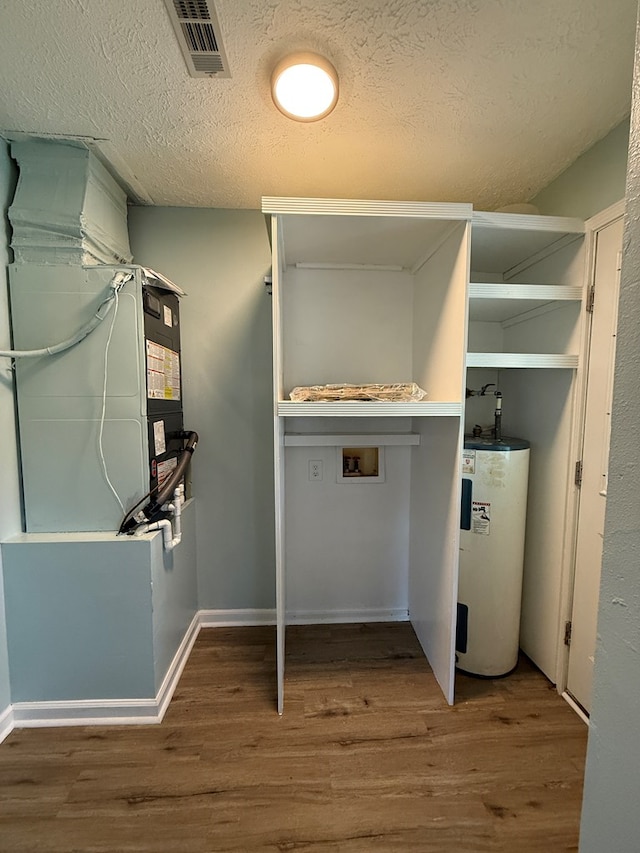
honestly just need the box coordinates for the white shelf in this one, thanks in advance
[263,197,472,219]
[471,211,585,276]
[466,353,579,369]
[273,215,466,269]
[469,283,582,300]
[472,210,585,232]
[277,401,463,417]
[284,433,421,447]
[468,283,583,323]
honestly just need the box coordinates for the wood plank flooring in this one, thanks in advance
[0,623,587,852]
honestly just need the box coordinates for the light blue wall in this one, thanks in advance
[531,118,630,219]
[128,207,275,611]
[0,141,21,716]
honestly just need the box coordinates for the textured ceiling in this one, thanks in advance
[0,0,636,209]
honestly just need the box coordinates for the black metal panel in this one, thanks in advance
[461,477,472,530]
[147,411,186,497]
[143,282,184,494]
[456,603,469,654]
[143,283,183,417]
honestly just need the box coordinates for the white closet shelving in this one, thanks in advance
[265,197,472,713]
[265,198,588,713]
[277,401,462,416]
[284,433,421,447]
[466,210,587,681]
[467,211,585,370]
[267,197,473,413]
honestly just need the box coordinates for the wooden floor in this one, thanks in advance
[0,623,587,852]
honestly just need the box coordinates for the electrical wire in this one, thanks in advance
[118,486,158,534]
[97,285,125,513]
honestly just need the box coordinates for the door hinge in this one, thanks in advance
[586,284,595,313]
[575,460,583,488]
[564,620,572,647]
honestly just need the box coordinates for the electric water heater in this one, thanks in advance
[457,436,530,677]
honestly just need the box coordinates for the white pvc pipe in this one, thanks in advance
[156,519,176,550]
[136,485,184,551]
[171,489,182,541]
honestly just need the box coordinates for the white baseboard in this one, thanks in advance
[0,704,14,745]
[0,607,408,740]
[155,613,201,721]
[198,608,276,627]
[12,698,162,728]
[285,608,408,625]
[197,608,408,627]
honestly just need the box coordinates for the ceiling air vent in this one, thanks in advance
[163,0,230,78]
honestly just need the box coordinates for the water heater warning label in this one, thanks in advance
[146,341,181,400]
[472,501,491,535]
[462,450,476,474]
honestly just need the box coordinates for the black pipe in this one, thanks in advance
[494,394,502,441]
[153,430,198,508]
[119,430,198,533]
[144,430,198,521]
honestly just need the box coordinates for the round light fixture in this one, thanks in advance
[271,52,339,122]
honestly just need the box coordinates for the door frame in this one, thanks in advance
[556,198,626,712]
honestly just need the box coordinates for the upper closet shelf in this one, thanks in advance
[264,197,472,269]
[471,211,585,276]
[277,401,463,417]
[468,283,583,323]
[263,197,472,218]
[466,353,579,369]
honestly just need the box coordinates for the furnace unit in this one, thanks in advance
[9,264,191,533]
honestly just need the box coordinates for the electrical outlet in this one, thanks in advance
[309,460,323,481]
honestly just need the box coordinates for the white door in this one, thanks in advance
[566,211,624,714]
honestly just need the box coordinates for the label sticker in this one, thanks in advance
[163,305,173,328]
[146,341,181,401]
[462,449,476,474]
[157,457,178,487]
[472,501,491,535]
[153,420,166,456]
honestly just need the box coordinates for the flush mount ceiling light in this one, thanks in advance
[271,52,339,122]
